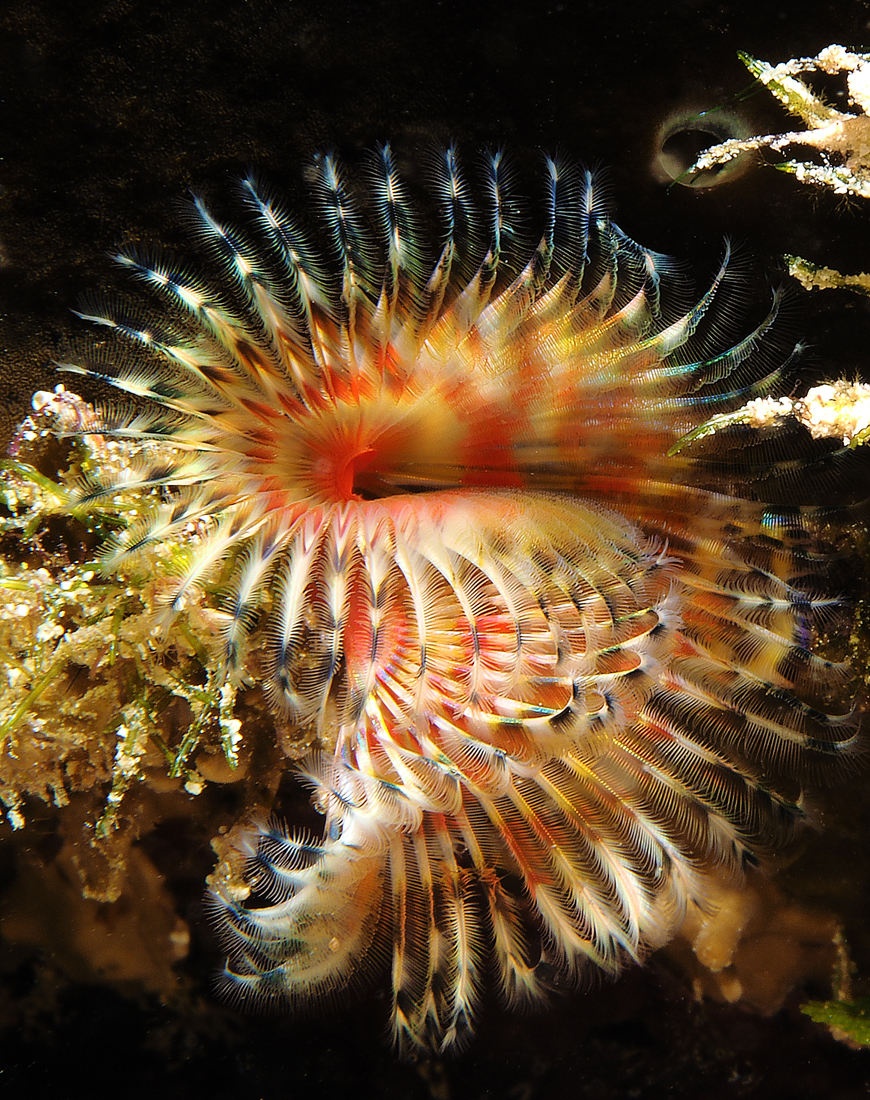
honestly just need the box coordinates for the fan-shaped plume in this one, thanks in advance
[57,145,859,1055]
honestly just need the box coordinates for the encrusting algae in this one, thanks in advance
[0,387,252,900]
[0,146,864,1054]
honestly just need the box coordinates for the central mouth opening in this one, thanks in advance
[310,427,400,502]
[337,445,378,500]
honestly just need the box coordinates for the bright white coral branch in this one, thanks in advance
[785,255,870,296]
[690,46,870,199]
[678,381,870,450]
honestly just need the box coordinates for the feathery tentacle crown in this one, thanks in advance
[59,145,857,1054]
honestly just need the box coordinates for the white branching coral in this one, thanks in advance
[689,46,870,199]
[671,380,870,452]
[784,254,870,297]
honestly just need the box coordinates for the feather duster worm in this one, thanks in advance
[56,146,857,1054]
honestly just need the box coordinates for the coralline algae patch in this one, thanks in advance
[0,391,287,904]
[0,391,308,1007]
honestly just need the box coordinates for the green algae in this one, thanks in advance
[802,998,870,1048]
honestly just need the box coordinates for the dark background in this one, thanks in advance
[1,1,870,1097]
